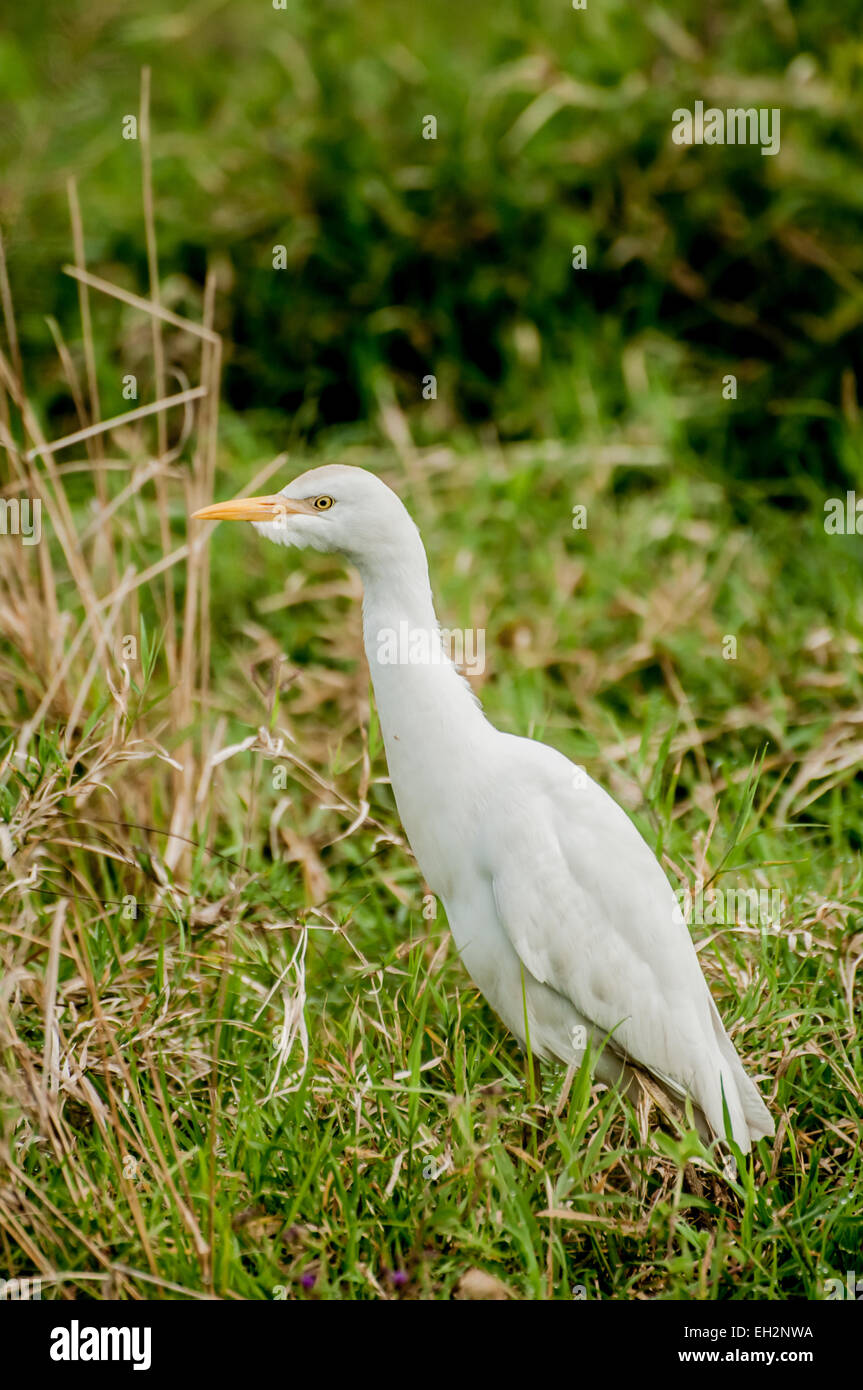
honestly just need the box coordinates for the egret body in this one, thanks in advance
[194,465,774,1152]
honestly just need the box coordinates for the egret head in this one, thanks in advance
[193,464,424,579]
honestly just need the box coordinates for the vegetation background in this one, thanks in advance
[0,0,860,1301]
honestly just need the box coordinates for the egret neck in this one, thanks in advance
[355,528,489,898]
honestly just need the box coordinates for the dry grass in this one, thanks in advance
[0,81,861,1300]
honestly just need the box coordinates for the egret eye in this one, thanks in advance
[313,495,334,511]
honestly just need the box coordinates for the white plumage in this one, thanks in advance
[194,463,774,1152]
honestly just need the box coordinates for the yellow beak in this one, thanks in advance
[192,493,313,523]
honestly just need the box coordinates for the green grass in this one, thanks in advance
[0,0,862,1303]
[1,429,861,1299]
[2,0,862,484]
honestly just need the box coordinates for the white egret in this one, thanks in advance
[194,465,774,1152]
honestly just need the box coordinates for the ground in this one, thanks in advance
[2,417,861,1299]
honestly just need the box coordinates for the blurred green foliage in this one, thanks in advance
[1,0,862,485]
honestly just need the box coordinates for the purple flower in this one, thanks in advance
[390,1269,408,1286]
[300,1271,316,1290]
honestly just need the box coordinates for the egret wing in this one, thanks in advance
[481,746,738,1126]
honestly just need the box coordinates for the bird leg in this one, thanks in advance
[521,1052,544,1154]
